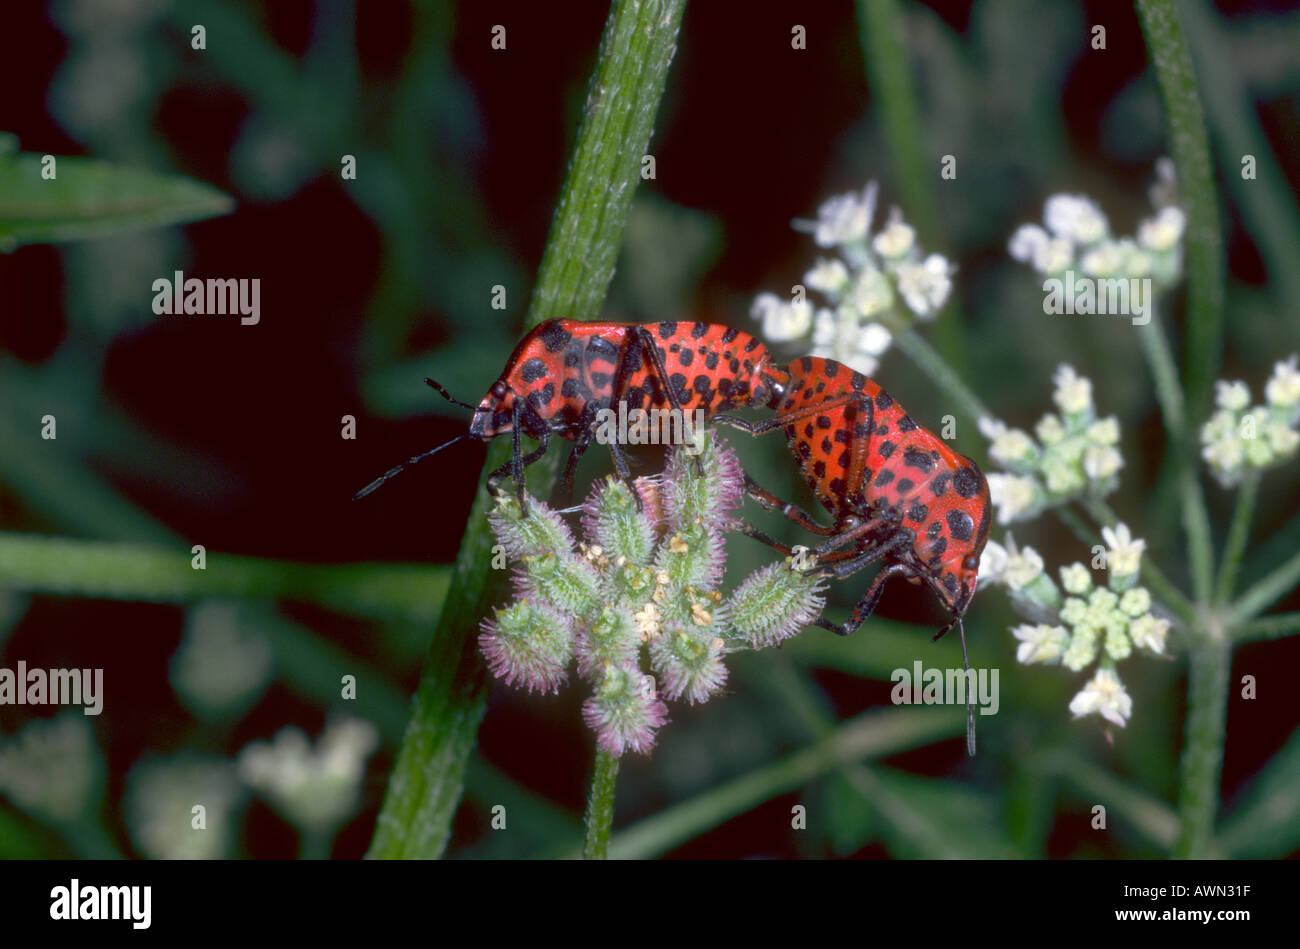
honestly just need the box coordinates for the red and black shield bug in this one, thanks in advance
[353,319,793,505]
[717,355,991,754]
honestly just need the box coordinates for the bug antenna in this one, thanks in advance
[353,435,467,500]
[425,378,481,412]
[958,615,976,756]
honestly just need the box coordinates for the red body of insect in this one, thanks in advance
[355,319,792,501]
[719,355,990,630]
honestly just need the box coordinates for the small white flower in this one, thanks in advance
[1069,668,1133,727]
[805,184,876,248]
[987,473,1042,524]
[805,258,850,296]
[894,253,953,318]
[1052,364,1093,417]
[856,322,893,357]
[1083,443,1124,481]
[1137,206,1185,253]
[977,540,1009,587]
[1080,240,1124,277]
[751,293,813,342]
[842,265,895,318]
[1004,544,1045,591]
[1115,238,1152,278]
[1086,417,1120,445]
[872,209,916,259]
[1265,420,1300,457]
[1008,224,1050,264]
[1060,563,1093,596]
[1012,624,1070,664]
[1202,432,1244,483]
[1060,596,1089,626]
[1265,355,1300,410]
[1062,628,1099,671]
[1036,413,1067,445]
[1129,613,1170,653]
[979,417,1038,470]
[1045,194,1109,245]
[1119,586,1152,617]
[1215,380,1251,412]
[1101,523,1145,577]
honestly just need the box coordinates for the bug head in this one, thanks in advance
[469,378,517,439]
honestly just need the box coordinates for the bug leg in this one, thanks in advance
[630,326,704,475]
[814,561,912,637]
[741,472,836,535]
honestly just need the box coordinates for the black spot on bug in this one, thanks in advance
[942,574,959,595]
[834,429,851,444]
[823,361,839,378]
[800,356,813,374]
[875,391,893,410]
[539,382,555,403]
[829,477,846,496]
[854,422,872,437]
[717,378,732,398]
[927,521,942,540]
[896,478,914,494]
[877,440,896,458]
[850,372,867,391]
[813,460,826,479]
[669,343,680,353]
[722,327,739,344]
[540,321,572,352]
[730,358,741,375]
[797,441,812,460]
[679,348,693,367]
[590,371,611,390]
[821,437,832,454]
[947,510,974,541]
[693,375,712,396]
[874,469,894,487]
[860,467,874,486]
[930,472,951,496]
[658,322,677,339]
[669,373,690,404]
[803,423,814,438]
[562,378,592,400]
[876,424,889,435]
[815,381,826,394]
[931,536,948,558]
[904,448,935,472]
[844,403,859,422]
[954,466,982,499]
[816,415,832,430]
[564,346,582,368]
[803,388,815,400]
[896,415,918,432]
[907,502,928,523]
[705,352,719,370]
[744,336,761,352]
[691,322,708,338]
[520,358,548,383]
[837,449,851,469]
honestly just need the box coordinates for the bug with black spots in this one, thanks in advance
[716,355,991,754]
[353,318,795,506]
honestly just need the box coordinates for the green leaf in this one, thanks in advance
[1217,724,1300,858]
[0,151,232,247]
[852,766,1019,859]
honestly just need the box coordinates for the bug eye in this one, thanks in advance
[491,381,508,399]
[963,553,980,571]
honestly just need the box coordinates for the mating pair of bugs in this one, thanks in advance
[358,319,992,753]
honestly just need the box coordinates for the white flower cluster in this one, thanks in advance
[125,757,242,860]
[237,718,379,836]
[979,524,1166,729]
[751,182,954,376]
[1008,187,1185,289]
[1200,356,1300,488]
[979,364,1123,525]
[0,715,99,824]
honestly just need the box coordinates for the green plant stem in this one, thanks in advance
[367,0,686,860]
[0,532,448,622]
[581,750,620,860]
[894,328,992,423]
[1136,309,1214,604]
[1233,612,1300,643]
[1229,548,1300,626]
[854,0,969,377]
[567,706,961,860]
[1063,501,1195,626]
[1136,0,1225,423]
[1174,627,1229,858]
[1214,472,1259,606]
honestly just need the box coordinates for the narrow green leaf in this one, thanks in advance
[0,152,232,246]
[1217,723,1300,858]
